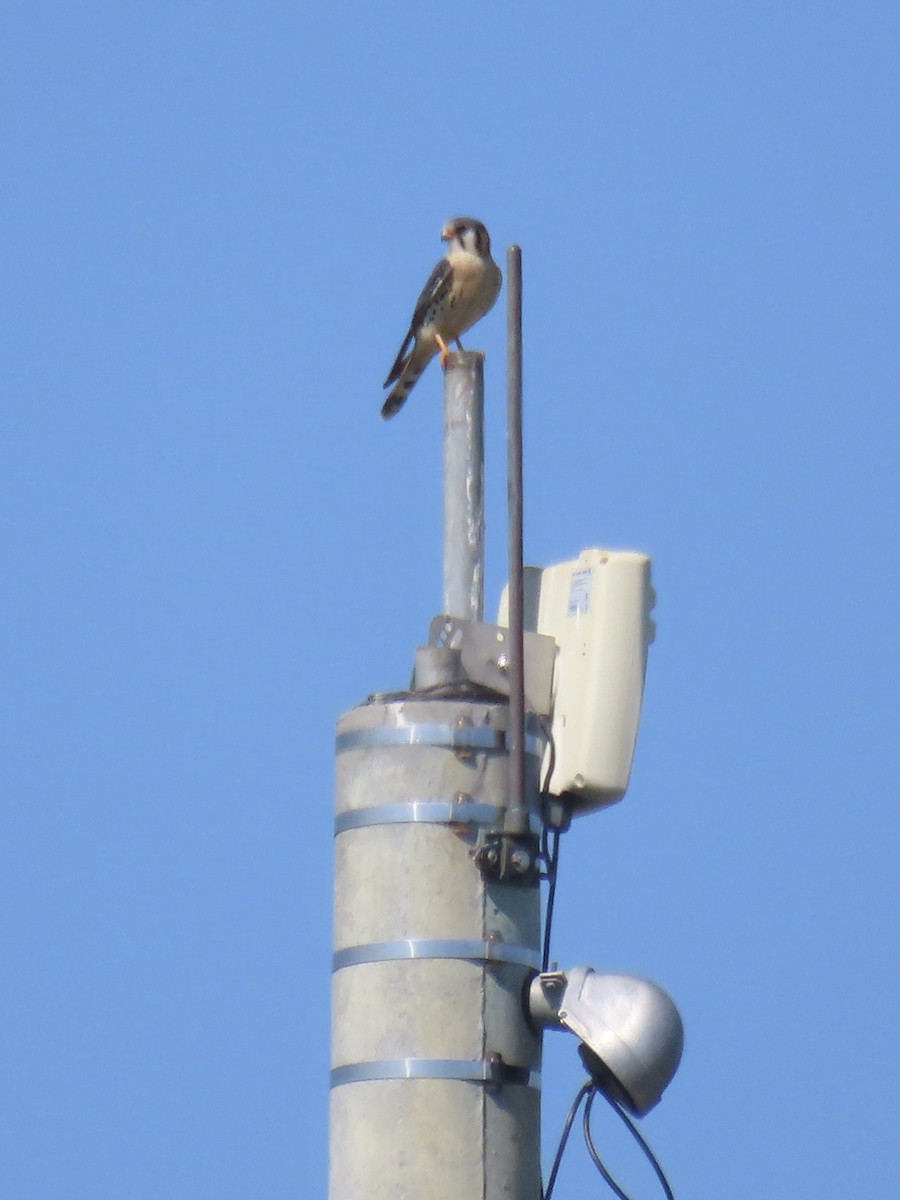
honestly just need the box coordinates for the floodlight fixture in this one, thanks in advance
[529,966,683,1116]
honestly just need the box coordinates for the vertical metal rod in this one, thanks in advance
[442,351,485,621]
[505,246,527,836]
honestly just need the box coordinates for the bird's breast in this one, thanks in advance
[442,252,502,339]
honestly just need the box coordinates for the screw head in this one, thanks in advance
[510,847,531,874]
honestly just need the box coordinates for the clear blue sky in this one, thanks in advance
[3,4,898,1197]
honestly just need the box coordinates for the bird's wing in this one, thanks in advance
[409,255,454,330]
[383,257,454,387]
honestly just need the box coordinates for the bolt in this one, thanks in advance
[510,847,531,874]
[496,654,509,672]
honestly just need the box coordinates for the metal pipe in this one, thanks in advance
[442,351,485,621]
[505,246,527,835]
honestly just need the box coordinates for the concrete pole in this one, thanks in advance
[330,697,544,1200]
[442,351,485,621]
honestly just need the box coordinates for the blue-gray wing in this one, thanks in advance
[383,257,454,387]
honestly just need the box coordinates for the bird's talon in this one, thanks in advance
[436,333,450,369]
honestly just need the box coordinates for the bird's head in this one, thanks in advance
[442,216,492,257]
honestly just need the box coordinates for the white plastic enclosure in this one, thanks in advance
[499,548,655,813]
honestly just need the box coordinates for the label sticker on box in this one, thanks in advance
[567,568,592,616]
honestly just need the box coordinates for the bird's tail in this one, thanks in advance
[381,348,430,419]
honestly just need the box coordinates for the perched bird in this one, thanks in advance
[381,216,502,420]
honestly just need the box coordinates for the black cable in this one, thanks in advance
[542,1079,592,1200]
[541,825,561,972]
[582,1086,676,1200]
[537,715,560,971]
[538,714,556,794]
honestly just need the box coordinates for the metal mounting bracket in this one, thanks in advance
[427,616,556,717]
[474,830,540,885]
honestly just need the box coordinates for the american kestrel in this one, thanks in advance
[381,217,502,420]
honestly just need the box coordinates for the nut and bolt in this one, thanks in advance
[510,847,532,874]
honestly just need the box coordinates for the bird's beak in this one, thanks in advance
[441,223,454,241]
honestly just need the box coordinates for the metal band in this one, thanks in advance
[333,937,541,973]
[330,1058,541,1090]
[336,723,544,758]
[334,800,541,837]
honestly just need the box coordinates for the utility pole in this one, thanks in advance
[330,299,544,1195]
[329,244,683,1200]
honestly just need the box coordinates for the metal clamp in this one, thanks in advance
[475,831,541,885]
[330,1056,540,1090]
[332,937,541,973]
[334,799,542,837]
[335,723,545,758]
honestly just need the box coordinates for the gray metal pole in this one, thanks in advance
[442,351,485,621]
[505,246,528,836]
[330,696,543,1200]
